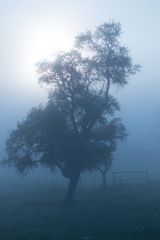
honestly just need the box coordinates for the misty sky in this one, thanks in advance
[1,0,160,179]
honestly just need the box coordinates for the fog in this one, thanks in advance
[1,0,160,186]
[2,2,160,239]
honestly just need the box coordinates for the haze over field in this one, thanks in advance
[1,0,160,181]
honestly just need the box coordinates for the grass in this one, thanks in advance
[0,181,160,240]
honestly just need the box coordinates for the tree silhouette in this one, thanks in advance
[95,118,127,190]
[5,22,140,205]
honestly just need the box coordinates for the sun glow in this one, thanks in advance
[24,23,74,73]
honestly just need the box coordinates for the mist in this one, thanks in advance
[0,1,160,239]
[1,1,160,178]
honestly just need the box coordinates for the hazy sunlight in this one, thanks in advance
[24,22,74,75]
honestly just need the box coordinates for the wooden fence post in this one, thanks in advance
[112,170,149,184]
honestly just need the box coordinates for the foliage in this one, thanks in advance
[4,21,140,203]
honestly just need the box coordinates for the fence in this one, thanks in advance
[112,170,148,184]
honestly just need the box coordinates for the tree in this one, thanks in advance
[5,104,67,174]
[95,118,127,190]
[4,22,140,205]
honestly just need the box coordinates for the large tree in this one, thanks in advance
[4,22,140,205]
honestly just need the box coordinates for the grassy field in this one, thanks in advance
[0,181,160,240]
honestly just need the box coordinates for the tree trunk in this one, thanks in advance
[65,169,80,205]
[102,171,107,190]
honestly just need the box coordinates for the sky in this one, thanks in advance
[1,0,160,181]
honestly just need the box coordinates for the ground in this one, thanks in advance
[0,181,160,240]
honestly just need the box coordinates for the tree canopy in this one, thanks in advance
[4,22,140,204]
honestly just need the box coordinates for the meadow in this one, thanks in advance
[0,181,160,240]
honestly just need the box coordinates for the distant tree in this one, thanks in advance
[4,22,140,205]
[95,118,127,190]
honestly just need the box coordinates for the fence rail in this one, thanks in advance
[112,170,148,184]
